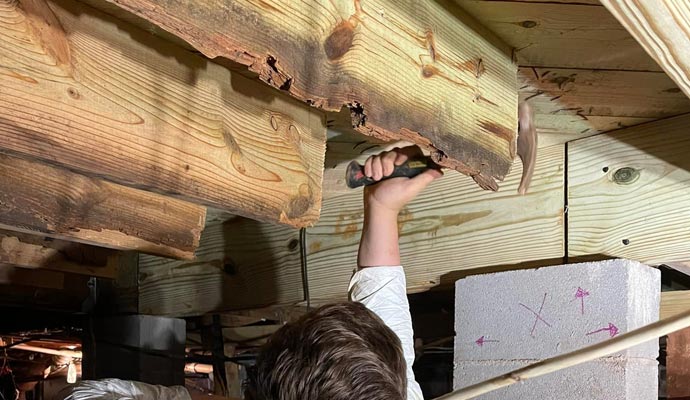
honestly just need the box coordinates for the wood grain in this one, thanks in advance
[307,144,565,301]
[519,67,690,145]
[0,229,120,278]
[456,0,661,71]
[568,114,690,264]
[138,215,303,316]
[0,152,205,259]
[103,0,519,186]
[661,291,690,320]
[0,0,326,226]
[600,0,690,98]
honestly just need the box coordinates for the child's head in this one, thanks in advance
[245,302,407,400]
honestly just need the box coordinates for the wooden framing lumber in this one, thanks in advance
[0,152,205,259]
[307,144,565,301]
[600,0,690,98]
[661,291,690,321]
[0,0,326,227]
[138,215,303,316]
[568,114,690,264]
[456,0,661,71]
[0,229,120,278]
[519,67,690,146]
[103,0,519,187]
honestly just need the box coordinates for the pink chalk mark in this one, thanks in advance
[475,336,499,347]
[575,287,590,315]
[587,322,619,338]
[519,293,552,337]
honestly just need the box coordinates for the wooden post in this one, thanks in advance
[667,327,690,398]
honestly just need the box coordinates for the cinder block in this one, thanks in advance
[454,259,660,398]
[455,259,660,361]
[454,358,658,400]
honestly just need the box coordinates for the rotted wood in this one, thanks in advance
[0,229,120,278]
[103,0,519,189]
[0,0,326,227]
[0,153,205,259]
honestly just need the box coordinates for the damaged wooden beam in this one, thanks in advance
[0,153,205,259]
[102,0,518,188]
[600,0,690,98]
[0,229,120,278]
[0,0,326,226]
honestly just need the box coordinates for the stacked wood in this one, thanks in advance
[102,0,519,189]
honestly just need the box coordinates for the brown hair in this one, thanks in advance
[245,302,407,400]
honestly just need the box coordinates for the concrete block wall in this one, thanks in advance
[454,259,660,399]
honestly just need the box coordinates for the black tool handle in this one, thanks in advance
[346,157,436,188]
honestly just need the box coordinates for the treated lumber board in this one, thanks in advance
[519,67,690,145]
[455,0,661,71]
[307,144,565,301]
[600,0,690,98]
[104,0,519,186]
[138,215,303,316]
[0,0,326,227]
[0,152,205,259]
[661,291,690,321]
[568,114,690,264]
[0,229,119,278]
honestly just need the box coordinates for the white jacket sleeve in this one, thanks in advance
[58,379,192,400]
[349,266,424,400]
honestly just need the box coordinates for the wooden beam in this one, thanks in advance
[138,215,303,316]
[661,291,690,321]
[307,144,565,301]
[519,67,690,146]
[0,152,205,259]
[600,0,690,98]
[102,0,519,187]
[0,264,65,290]
[455,0,661,71]
[0,0,326,227]
[666,326,690,398]
[0,229,119,278]
[568,114,690,264]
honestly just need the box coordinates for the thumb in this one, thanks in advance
[407,168,443,193]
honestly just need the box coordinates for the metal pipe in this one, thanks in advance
[12,344,82,359]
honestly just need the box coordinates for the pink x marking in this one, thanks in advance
[575,287,590,315]
[519,293,552,337]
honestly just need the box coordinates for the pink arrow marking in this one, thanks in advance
[575,287,590,315]
[587,322,619,338]
[519,293,552,337]
[475,336,500,347]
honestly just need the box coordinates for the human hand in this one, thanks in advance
[362,146,443,214]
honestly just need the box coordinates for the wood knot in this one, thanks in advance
[521,20,538,28]
[67,87,80,99]
[612,167,639,185]
[287,238,299,251]
[422,64,438,78]
[324,20,355,61]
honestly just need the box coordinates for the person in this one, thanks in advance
[246,146,443,400]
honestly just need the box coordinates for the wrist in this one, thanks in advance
[364,200,399,223]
